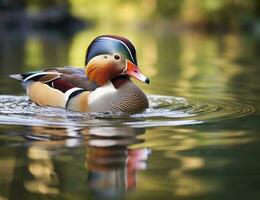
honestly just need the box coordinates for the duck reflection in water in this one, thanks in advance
[25,126,150,198]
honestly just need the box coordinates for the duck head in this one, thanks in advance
[85,35,150,86]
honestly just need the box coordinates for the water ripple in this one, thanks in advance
[0,95,255,128]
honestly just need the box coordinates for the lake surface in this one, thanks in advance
[0,27,260,200]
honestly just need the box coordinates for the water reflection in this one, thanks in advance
[0,21,260,200]
[0,151,15,200]
[0,126,149,199]
[86,140,150,198]
[25,146,59,195]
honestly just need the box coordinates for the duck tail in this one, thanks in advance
[9,71,61,83]
[9,74,24,81]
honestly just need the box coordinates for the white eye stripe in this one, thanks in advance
[101,37,135,63]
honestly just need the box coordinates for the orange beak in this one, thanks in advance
[123,60,150,84]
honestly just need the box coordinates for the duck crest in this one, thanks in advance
[85,35,137,66]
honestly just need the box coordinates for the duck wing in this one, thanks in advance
[10,66,98,93]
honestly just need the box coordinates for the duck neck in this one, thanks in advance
[111,75,130,89]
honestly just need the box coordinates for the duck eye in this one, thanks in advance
[114,54,120,60]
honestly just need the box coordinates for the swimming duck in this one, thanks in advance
[10,35,150,113]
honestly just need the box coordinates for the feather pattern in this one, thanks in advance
[27,82,66,108]
[10,67,98,92]
[88,79,148,113]
[9,35,149,113]
[9,67,97,110]
[9,71,60,83]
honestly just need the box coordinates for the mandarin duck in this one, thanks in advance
[10,35,150,113]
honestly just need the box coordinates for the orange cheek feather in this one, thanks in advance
[86,62,118,86]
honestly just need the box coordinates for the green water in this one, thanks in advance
[0,28,260,200]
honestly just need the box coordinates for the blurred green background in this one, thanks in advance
[1,1,260,200]
[1,0,260,31]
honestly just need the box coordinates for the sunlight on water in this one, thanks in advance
[0,95,255,129]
